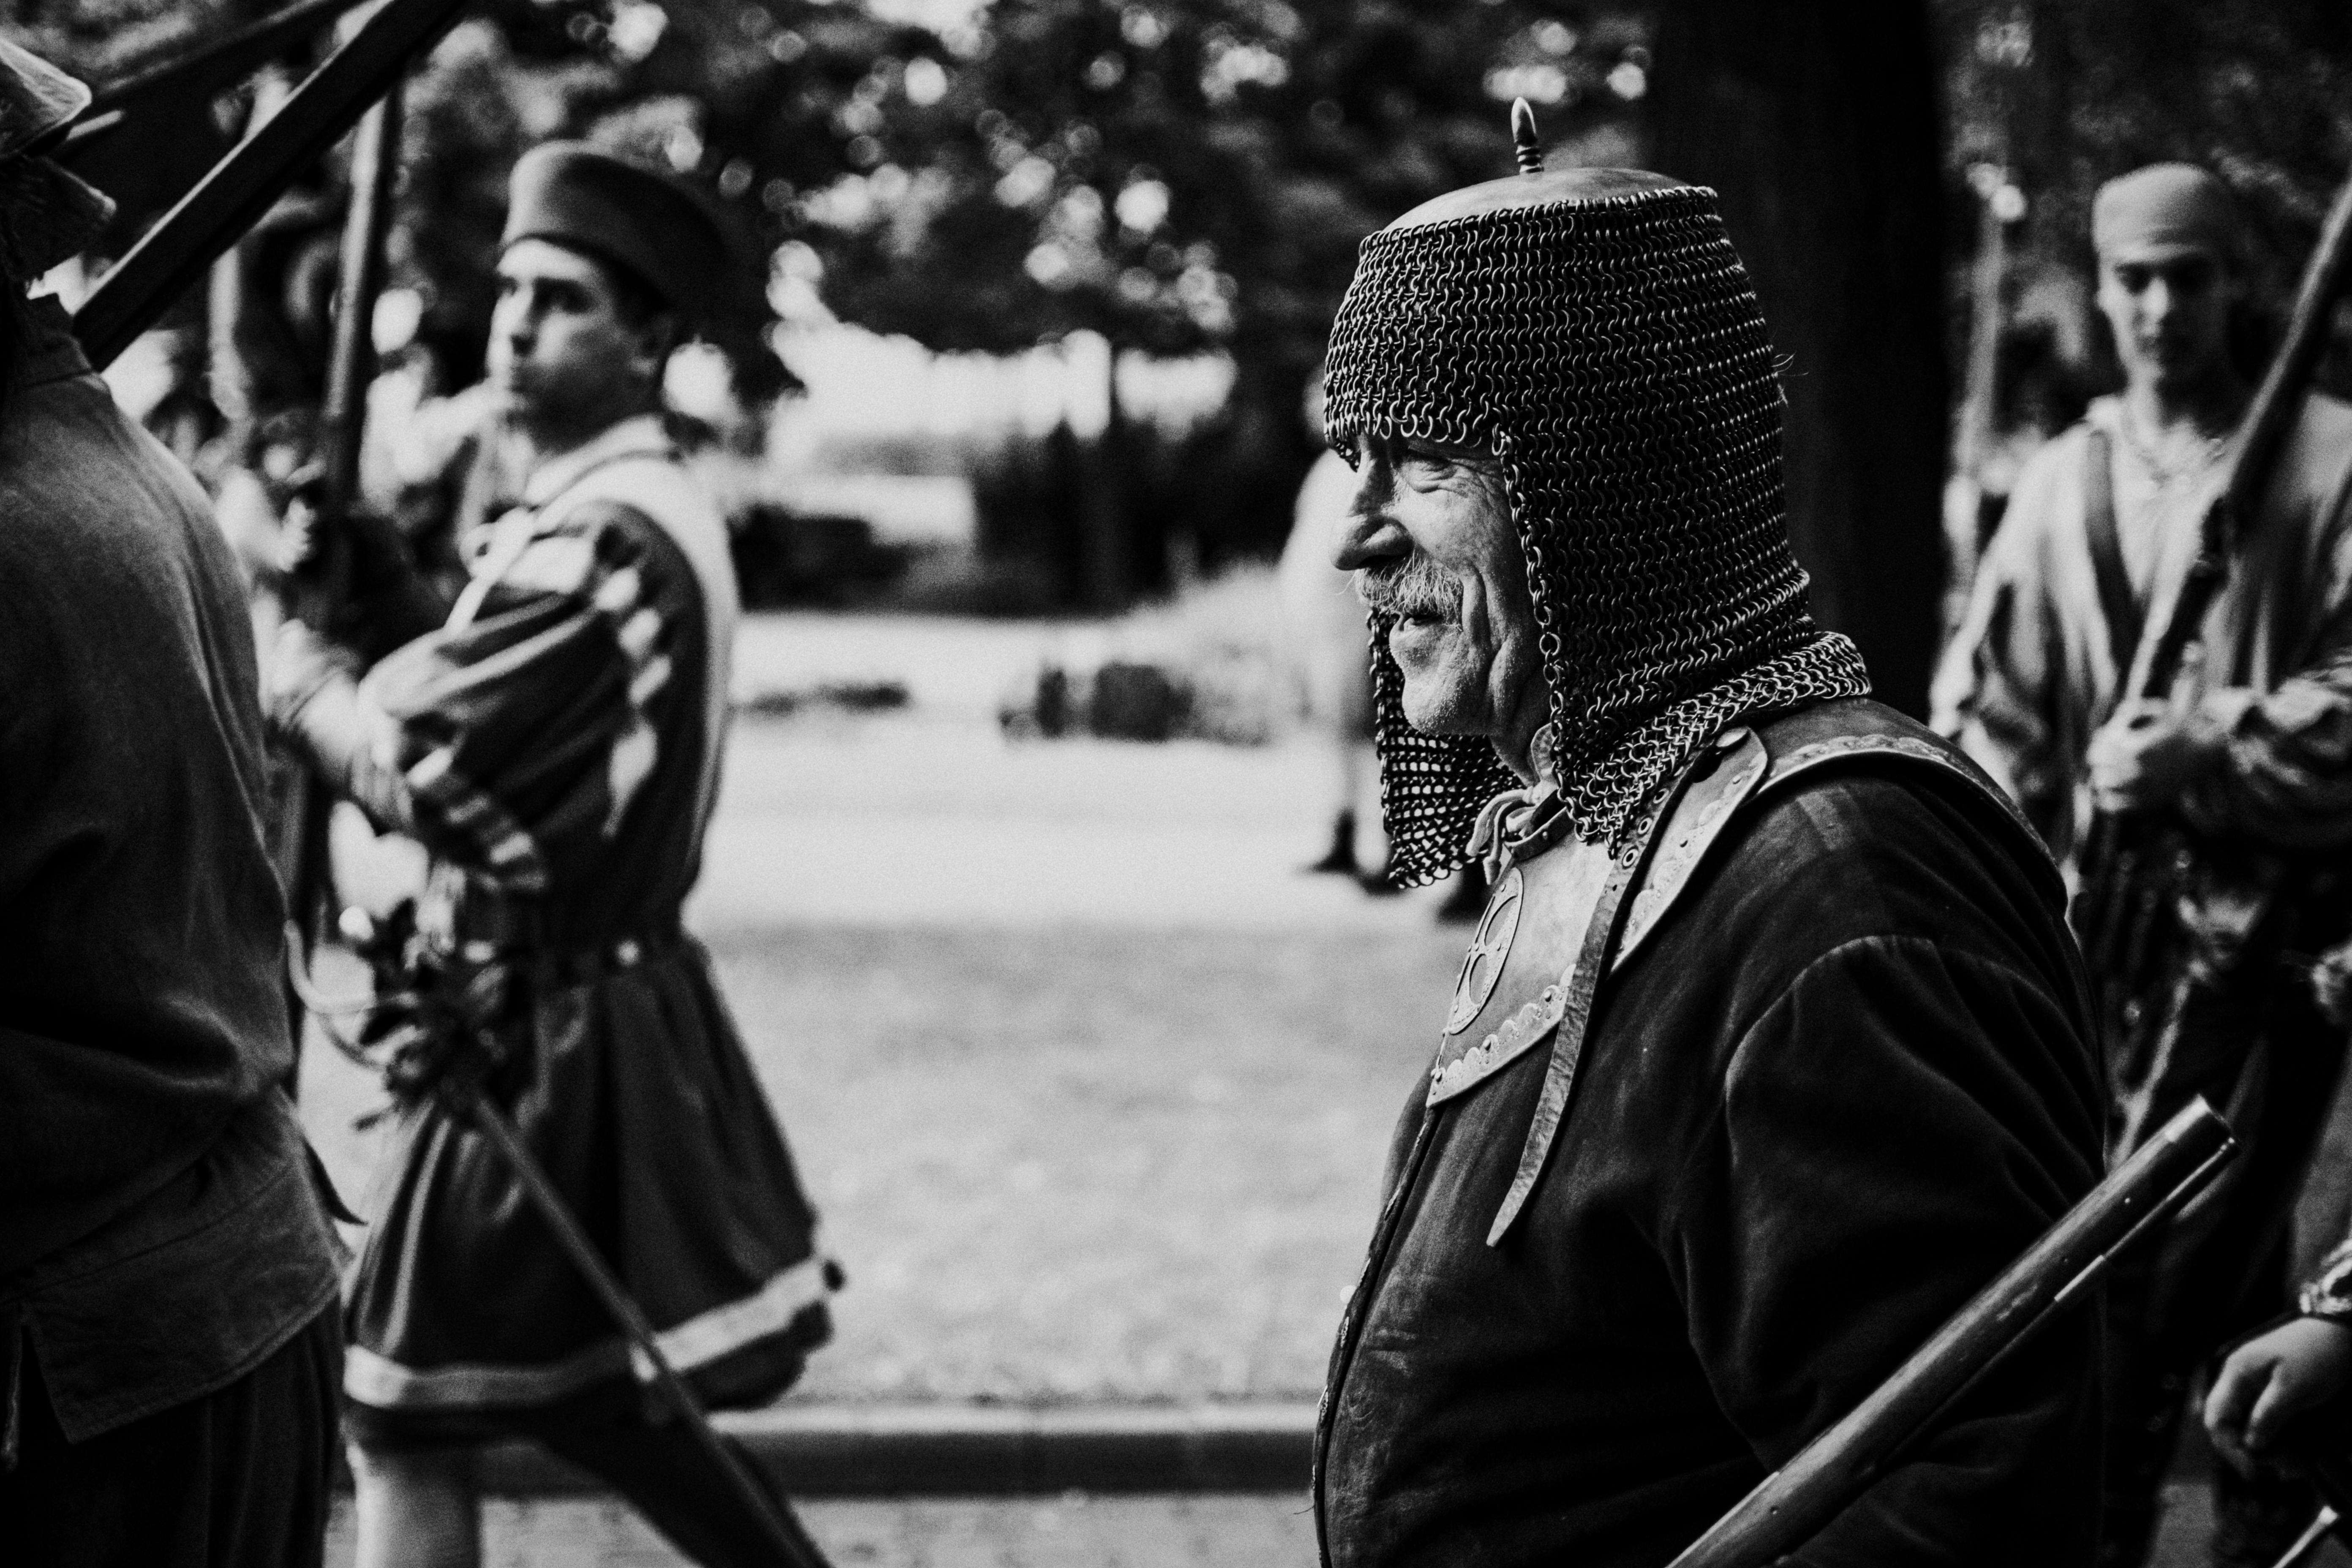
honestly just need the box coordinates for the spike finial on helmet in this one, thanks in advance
[1511,98,1544,176]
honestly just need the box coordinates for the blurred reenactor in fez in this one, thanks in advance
[263,142,838,1568]
[1937,163,2352,1565]
[1314,111,2104,1565]
[0,37,345,1568]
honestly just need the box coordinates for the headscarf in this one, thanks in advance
[2091,163,2238,266]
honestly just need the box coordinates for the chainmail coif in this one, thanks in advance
[1324,177,1871,884]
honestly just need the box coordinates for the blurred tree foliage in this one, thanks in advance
[4,0,934,403]
[25,1,2351,614]
[804,0,1651,591]
[389,0,935,400]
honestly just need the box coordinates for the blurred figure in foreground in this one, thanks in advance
[0,38,343,1568]
[1936,163,2352,1567]
[1314,129,2103,1563]
[1279,441,1386,881]
[264,143,836,1568]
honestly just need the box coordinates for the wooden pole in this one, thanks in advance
[457,1084,834,1568]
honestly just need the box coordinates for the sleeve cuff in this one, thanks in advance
[2301,1247,2352,1324]
[2197,687,2260,743]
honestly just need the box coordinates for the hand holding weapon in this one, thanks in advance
[2073,171,2352,998]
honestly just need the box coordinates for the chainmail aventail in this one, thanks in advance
[1324,185,1870,883]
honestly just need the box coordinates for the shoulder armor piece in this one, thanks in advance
[1613,726,1769,969]
[1610,698,2056,970]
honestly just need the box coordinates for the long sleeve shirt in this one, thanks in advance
[0,299,338,1440]
[1933,394,2352,861]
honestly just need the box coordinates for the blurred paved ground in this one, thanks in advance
[322,1494,1319,1567]
[313,1481,2315,1567]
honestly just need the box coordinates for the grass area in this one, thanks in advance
[710,923,1458,1405]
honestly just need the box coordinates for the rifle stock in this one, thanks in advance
[69,0,467,370]
[1667,1098,2236,1568]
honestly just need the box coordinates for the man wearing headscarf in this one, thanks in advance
[264,143,837,1568]
[1936,162,2352,1565]
[0,38,345,1568]
[1313,116,2104,1565]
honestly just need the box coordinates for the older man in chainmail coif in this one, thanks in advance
[1310,111,2107,1567]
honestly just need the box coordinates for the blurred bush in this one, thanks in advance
[1000,564,1291,746]
[730,503,912,609]
[685,447,912,607]
[969,411,1308,612]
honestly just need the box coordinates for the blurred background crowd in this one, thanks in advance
[11,0,2348,714]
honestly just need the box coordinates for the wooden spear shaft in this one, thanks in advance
[452,1081,834,1568]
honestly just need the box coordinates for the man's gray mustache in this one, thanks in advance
[1355,552,1462,621]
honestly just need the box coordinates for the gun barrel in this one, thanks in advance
[69,0,468,370]
[316,82,401,519]
[1668,1097,2235,1568]
[2228,175,2352,526]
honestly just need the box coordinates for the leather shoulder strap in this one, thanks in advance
[1485,697,2060,1247]
[1612,697,2061,970]
[2080,426,2144,679]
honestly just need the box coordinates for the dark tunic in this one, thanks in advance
[1318,702,2106,1566]
[0,299,340,1448]
[280,416,833,1427]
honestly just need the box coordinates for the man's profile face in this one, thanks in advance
[487,238,657,427]
[2097,244,2234,393]
[1333,432,1544,756]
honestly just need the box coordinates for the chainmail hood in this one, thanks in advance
[1323,168,1869,884]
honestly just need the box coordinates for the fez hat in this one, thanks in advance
[502,142,724,329]
[0,37,114,281]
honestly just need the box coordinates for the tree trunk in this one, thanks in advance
[1079,343,1131,610]
[1648,0,1948,716]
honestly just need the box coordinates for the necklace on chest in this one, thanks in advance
[2117,409,2230,489]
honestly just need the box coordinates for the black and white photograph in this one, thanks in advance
[4,1,2352,1564]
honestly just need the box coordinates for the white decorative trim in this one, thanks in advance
[345,1337,628,1410]
[344,1254,836,1413]
[637,1255,833,1379]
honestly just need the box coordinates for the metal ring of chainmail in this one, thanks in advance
[1323,184,1871,884]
